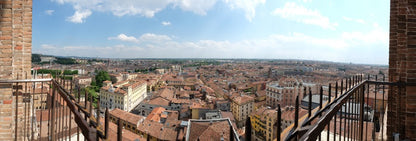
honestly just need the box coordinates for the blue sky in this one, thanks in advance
[33,0,390,65]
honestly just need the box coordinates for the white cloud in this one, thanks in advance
[139,33,172,42]
[108,33,172,43]
[341,23,388,45]
[161,21,171,26]
[64,29,383,64]
[224,0,266,21]
[270,32,348,48]
[342,16,366,24]
[108,34,139,43]
[66,9,92,23]
[271,2,337,30]
[176,0,218,15]
[53,0,264,23]
[45,10,55,15]
[37,19,389,64]
[41,44,57,49]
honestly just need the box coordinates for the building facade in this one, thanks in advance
[266,78,317,108]
[250,107,277,141]
[231,94,254,128]
[74,76,92,88]
[100,80,147,112]
[266,80,301,108]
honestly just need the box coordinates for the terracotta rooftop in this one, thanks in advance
[187,119,239,141]
[281,106,308,121]
[146,107,166,122]
[147,97,170,106]
[100,118,146,141]
[109,108,145,125]
[101,86,127,95]
[129,80,146,89]
[232,95,254,105]
[159,88,175,100]
[137,120,177,140]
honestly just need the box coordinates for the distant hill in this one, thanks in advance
[32,54,77,65]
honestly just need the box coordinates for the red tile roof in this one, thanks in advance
[232,95,254,105]
[146,107,166,122]
[188,119,237,141]
[109,108,145,125]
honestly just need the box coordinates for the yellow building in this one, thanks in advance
[100,80,147,112]
[231,94,254,128]
[250,106,277,141]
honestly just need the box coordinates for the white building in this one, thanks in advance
[266,78,317,108]
[40,56,56,63]
[100,80,147,112]
[266,77,304,108]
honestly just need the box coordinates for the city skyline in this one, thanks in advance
[33,0,389,65]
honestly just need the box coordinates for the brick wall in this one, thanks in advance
[0,0,32,140]
[388,0,416,140]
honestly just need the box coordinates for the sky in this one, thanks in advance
[33,0,390,65]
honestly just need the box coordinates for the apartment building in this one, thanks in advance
[266,78,308,108]
[73,76,92,88]
[231,94,254,128]
[249,107,278,141]
[100,80,147,112]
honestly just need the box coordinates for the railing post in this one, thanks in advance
[85,90,88,110]
[334,82,338,141]
[117,118,123,141]
[307,87,312,120]
[349,78,352,89]
[277,104,281,141]
[319,85,323,140]
[353,76,355,85]
[381,74,385,141]
[50,83,56,141]
[327,84,331,141]
[97,97,100,119]
[359,83,365,141]
[294,95,299,129]
[105,108,109,139]
[14,75,19,141]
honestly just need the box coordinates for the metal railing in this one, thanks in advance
[275,74,400,141]
[1,74,112,141]
[4,73,402,141]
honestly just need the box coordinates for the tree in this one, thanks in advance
[379,70,384,75]
[90,80,97,87]
[84,87,99,108]
[95,71,110,88]
[32,54,41,63]
[110,76,118,84]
